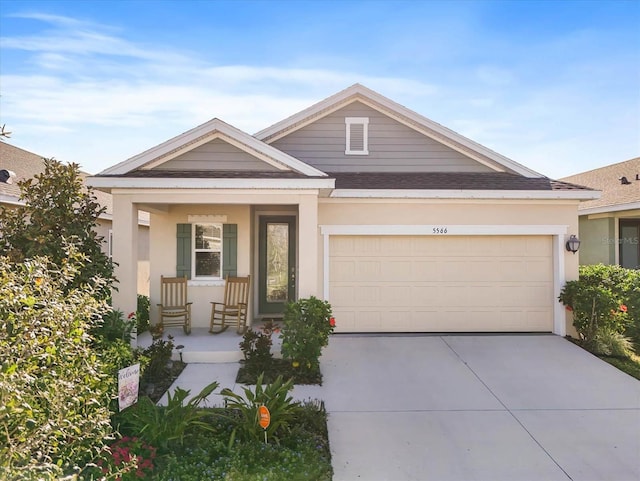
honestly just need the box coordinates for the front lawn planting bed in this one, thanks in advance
[237,358,323,385]
[113,385,332,481]
[157,404,332,480]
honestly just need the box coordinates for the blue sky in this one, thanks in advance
[1,0,638,178]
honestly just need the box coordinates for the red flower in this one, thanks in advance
[620,305,628,312]
[565,306,573,312]
[329,317,336,327]
[128,312,136,319]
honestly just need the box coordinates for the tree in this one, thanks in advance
[0,158,114,299]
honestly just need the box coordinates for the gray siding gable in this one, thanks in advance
[156,138,280,171]
[270,102,494,173]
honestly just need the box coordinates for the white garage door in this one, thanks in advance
[329,235,553,332]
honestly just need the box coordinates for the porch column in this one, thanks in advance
[297,193,319,298]
[112,194,138,342]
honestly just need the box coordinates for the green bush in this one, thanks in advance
[0,253,113,478]
[115,381,219,454]
[239,320,278,378]
[141,336,175,383]
[281,297,335,374]
[559,264,637,353]
[136,295,151,333]
[221,374,299,445]
[93,308,135,342]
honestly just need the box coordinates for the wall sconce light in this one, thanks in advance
[565,235,581,254]
[0,169,17,184]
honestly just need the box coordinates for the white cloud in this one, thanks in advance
[0,10,638,178]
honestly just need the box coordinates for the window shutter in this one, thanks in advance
[223,224,238,278]
[176,223,191,279]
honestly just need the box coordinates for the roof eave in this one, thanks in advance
[86,176,335,190]
[330,189,601,200]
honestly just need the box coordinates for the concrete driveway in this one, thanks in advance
[322,335,640,481]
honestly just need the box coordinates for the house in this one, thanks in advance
[0,142,151,295]
[560,158,640,269]
[87,84,598,335]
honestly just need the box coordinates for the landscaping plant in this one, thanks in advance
[559,264,638,357]
[281,297,335,375]
[239,319,279,378]
[115,381,219,454]
[0,252,113,479]
[221,374,299,445]
[0,158,114,300]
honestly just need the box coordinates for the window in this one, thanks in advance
[108,229,113,258]
[619,220,640,269]
[345,117,369,155]
[193,223,222,278]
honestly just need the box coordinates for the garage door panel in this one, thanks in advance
[329,235,553,333]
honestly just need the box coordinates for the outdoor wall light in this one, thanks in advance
[566,235,581,254]
[0,169,17,184]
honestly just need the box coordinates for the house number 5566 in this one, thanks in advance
[433,227,448,234]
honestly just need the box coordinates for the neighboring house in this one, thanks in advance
[88,84,597,335]
[560,158,640,269]
[0,142,151,295]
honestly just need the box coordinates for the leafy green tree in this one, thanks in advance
[0,250,114,479]
[0,158,114,299]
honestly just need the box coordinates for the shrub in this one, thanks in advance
[281,297,335,374]
[239,320,279,377]
[115,382,219,454]
[94,308,135,342]
[221,374,299,445]
[559,264,635,350]
[136,295,151,333]
[97,436,157,480]
[0,253,113,478]
[141,336,175,383]
[593,329,635,358]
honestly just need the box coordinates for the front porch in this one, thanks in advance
[136,322,283,364]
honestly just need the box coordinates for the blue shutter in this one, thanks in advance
[223,224,237,277]
[176,223,191,279]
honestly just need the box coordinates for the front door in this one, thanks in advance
[258,216,296,315]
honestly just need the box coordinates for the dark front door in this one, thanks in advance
[258,216,296,315]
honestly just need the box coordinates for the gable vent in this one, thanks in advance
[345,117,369,155]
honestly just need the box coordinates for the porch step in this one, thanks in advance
[136,327,245,364]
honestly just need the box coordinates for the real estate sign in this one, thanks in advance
[118,363,140,411]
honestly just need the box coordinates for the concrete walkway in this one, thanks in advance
[162,335,640,481]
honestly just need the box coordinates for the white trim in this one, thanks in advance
[579,201,640,216]
[255,84,544,178]
[187,214,227,223]
[553,234,566,336]
[331,189,599,200]
[0,193,22,205]
[87,176,335,190]
[188,279,225,287]
[345,117,369,155]
[320,224,568,236]
[98,118,327,178]
[320,223,569,335]
[191,222,223,280]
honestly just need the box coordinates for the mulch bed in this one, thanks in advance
[236,358,323,385]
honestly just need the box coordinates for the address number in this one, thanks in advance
[432,227,448,234]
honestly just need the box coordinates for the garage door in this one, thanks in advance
[329,235,553,332]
